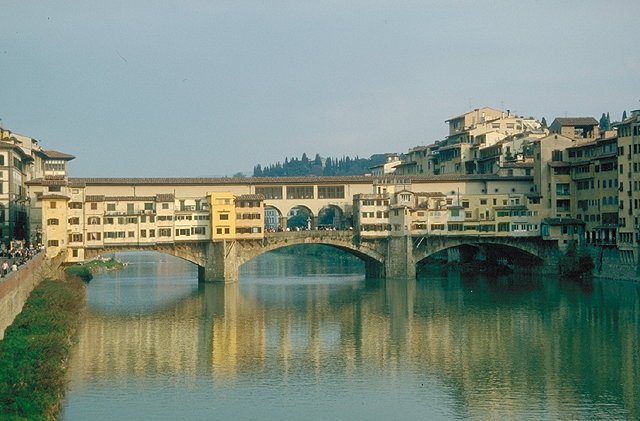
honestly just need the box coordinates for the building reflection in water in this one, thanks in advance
[67,251,639,419]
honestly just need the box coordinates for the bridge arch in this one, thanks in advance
[413,237,546,269]
[83,242,209,268]
[237,232,385,276]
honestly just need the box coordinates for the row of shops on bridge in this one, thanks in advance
[32,174,587,264]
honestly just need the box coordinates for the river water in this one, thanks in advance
[61,250,639,420]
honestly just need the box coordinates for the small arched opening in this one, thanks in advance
[317,205,346,230]
[264,205,284,232]
[286,205,314,230]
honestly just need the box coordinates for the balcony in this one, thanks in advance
[104,211,127,216]
[177,206,202,213]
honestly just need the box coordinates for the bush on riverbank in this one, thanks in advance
[0,278,85,420]
[64,257,125,283]
[559,247,594,279]
[64,265,93,282]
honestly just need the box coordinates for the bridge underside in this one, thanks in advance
[83,242,209,268]
[413,236,556,276]
[75,234,560,283]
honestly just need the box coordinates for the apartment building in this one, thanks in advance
[37,185,265,261]
[615,110,640,252]
[0,128,74,247]
[549,117,600,140]
[353,193,391,237]
[355,175,542,240]
[369,154,402,176]
[565,133,619,245]
[210,192,236,241]
[235,194,265,239]
[397,107,543,177]
[394,145,437,175]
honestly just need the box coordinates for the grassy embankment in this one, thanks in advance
[64,257,125,283]
[0,276,85,421]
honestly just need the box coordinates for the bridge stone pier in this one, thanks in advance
[199,240,240,282]
[85,232,562,283]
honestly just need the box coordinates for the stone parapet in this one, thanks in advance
[0,253,50,339]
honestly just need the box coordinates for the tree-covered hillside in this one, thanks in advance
[253,153,390,177]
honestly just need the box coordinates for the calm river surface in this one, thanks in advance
[61,250,639,420]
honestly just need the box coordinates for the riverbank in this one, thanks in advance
[64,257,126,283]
[81,257,126,274]
[0,277,85,420]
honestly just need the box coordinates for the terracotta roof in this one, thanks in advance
[437,143,463,151]
[597,135,618,143]
[69,176,375,185]
[407,174,534,182]
[51,174,537,190]
[551,117,598,126]
[42,179,67,186]
[40,194,70,200]
[25,178,44,186]
[444,107,503,123]
[394,161,417,168]
[68,180,86,188]
[103,196,156,202]
[38,150,75,160]
[567,140,597,149]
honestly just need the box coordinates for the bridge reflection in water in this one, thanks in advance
[65,251,640,420]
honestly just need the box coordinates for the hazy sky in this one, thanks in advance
[2,1,639,177]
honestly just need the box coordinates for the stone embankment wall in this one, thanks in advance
[588,246,639,282]
[0,253,63,339]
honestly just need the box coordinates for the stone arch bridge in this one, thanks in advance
[83,231,561,282]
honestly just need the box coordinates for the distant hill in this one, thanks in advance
[253,153,391,177]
